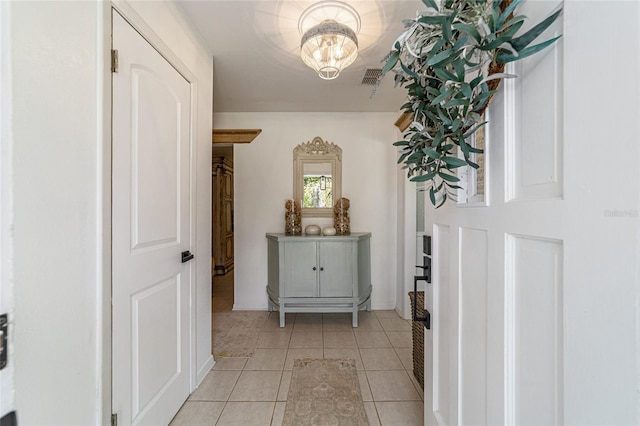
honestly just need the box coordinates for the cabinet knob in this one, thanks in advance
[320,267,324,271]
[312,266,317,271]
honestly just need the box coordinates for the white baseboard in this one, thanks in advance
[232,304,269,311]
[196,354,214,387]
[231,303,398,312]
[371,303,396,311]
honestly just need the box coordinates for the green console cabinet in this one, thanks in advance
[266,233,372,327]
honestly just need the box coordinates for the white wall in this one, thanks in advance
[11,3,107,423]
[9,1,212,423]
[0,1,14,419]
[214,112,400,310]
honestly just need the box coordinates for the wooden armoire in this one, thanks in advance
[212,156,234,275]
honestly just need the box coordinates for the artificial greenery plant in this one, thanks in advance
[380,0,562,207]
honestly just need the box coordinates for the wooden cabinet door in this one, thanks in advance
[319,241,353,297]
[212,157,233,275]
[221,169,233,270]
[284,241,318,297]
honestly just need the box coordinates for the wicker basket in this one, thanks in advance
[408,291,425,388]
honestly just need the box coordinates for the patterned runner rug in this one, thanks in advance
[212,311,268,357]
[283,358,369,426]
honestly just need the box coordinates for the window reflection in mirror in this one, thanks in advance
[293,137,342,218]
[303,162,332,208]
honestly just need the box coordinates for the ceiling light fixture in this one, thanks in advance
[299,1,361,80]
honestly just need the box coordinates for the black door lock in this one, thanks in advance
[181,251,194,263]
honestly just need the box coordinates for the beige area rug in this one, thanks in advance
[283,358,369,426]
[212,311,268,357]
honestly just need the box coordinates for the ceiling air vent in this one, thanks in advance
[360,68,382,85]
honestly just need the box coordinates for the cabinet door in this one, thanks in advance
[284,241,318,297]
[221,168,233,271]
[319,241,353,297]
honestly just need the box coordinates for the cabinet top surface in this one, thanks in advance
[266,232,371,241]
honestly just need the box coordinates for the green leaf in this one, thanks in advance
[459,135,470,157]
[497,35,561,63]
[498,20,525,42]
[453,23,481,43]
[469,75,483,88]
[510,9,562,52]
[444,183,463,190]
[439,171,460,183]
[461,135,484,154]
[425,86,441,98]
[423,148,442,159]
[442,15,453,41]
[407,152,425,163]
[433,68,460,83]
[417,15,446,25]
[463,121,488,138]
[435,108,452,127]
[430,37,447,55]
[442,98,468,108]
[427,49,454,66]
[430,86,454,105]
[400,61,420,80]
[393,140,410,146]
[489,4,499,32]
[460,83,472,99]
[431,49,463,68]
[453,58,465,81]
[498,0,524,27]
[452,118,462,132]
[410,171,437,182]
[433,126,445,145]
[421,0,439,11]
[441,156,468,168]
[479,35,510,51]
[381,50,400,75]
[472,89,496,104]
[429,187,436,205]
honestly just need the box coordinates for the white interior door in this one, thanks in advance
[424,1,639,425]
[112,11,192,426]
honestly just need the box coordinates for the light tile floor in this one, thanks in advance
[172,310,424,425]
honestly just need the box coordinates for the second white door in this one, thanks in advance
[112,11,192,426]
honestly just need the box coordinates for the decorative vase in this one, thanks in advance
[285,199,302,235]
[333,197,350,235]
[305,224,321,235]
[322,226,336,236]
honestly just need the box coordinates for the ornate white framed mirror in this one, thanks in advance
[293,137,342,218]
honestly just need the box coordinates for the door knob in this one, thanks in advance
[181,251,194,263]
[312,266,317,271]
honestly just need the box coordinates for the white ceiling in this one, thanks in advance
[177,0,423,113]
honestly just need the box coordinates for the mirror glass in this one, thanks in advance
[303,162,332,208]
[293,137,342,218]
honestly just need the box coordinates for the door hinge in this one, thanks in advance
[111,413,117,426]
[111,49,119,73]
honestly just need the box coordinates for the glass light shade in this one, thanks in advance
[300,20,358,80]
